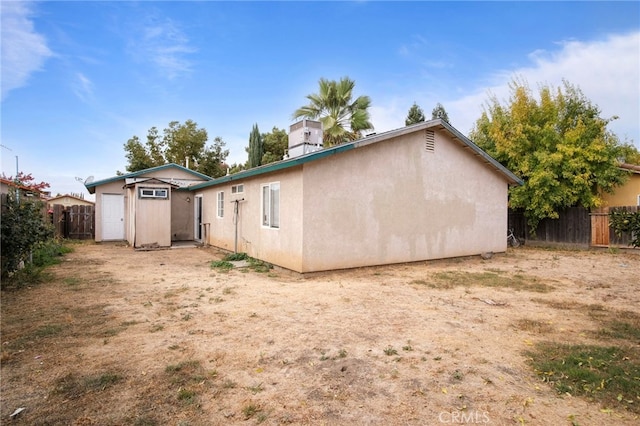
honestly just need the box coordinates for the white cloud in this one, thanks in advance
[1,1,53,101]
[128,14,196,80]
[372,31,640,148]
[72,72,94,103]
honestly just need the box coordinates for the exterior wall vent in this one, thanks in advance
[425,129,435,153]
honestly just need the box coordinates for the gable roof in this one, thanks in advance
[84,163,213,194]
[620,163,640,174]
[48,194,94,204]
[189,119,523,191]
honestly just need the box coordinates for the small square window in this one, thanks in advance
[139,187,169,199]
[232,184,244,194]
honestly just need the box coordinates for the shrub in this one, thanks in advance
[1,190,54,280]
[609,209,640,248]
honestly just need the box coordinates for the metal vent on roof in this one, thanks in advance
[425,130,435,152]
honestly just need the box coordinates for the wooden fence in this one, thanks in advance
[509,206,638,248]
[52,204,94,240]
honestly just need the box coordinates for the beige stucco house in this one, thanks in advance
[85,164,211,247]
[190,119,522,273]
[600,163,640,207]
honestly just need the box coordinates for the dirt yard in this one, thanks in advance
[1,243,639,425]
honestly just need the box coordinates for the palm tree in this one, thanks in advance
[293,77,373,147]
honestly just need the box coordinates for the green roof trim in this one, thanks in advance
[188,143,356,190]
[189,119,522,191]
[85,163,212,193]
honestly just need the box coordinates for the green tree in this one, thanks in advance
[405,102,425,126]
[163,120,208,167]
[261,126,288,164]
[431,102,450,123]
[248,123,263,168]
[197,137,230,178]
[469,79,637,230]
[293,76,373,146]
[1,187,53,279]
[122,120,228,177]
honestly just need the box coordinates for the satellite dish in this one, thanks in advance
[85,176,94,184]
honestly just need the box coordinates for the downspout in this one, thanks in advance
[233,198,245,253]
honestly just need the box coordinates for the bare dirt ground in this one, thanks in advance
[1,243,639,425]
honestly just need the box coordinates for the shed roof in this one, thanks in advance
[84,163,212,194]
[189,119,523,191]
[47,194,94,204]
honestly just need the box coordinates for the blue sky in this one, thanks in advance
[2,1,639,199]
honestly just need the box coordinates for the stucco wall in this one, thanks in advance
[601,174,640,207]
[300,129,509,272]
[200,167,305,271]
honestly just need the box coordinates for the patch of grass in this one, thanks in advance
[598,320,640,341]
[33,324,64,338]
[177,388,197,404]
[247,382,264,394]
[247,257,273,273]
[165,360,209,389]
[513,318,553,334]
[222,379,237,389]
[242,403,262,420]
[338,349,348,358]
[527,343,640,414]
[63,277,81,287]
[210,260,234,272]
[150,324,164,333]
[384,346,398,356]
[222,252,249,261]
[53,371,123,399]
[414,271,554,293]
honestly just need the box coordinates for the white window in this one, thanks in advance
[139,187,169,199]
[262,182,280,228]
[231,184,244,194]
[217,191,224,218]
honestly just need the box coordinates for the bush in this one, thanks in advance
[1,190,54,280]
[609,209,640,248]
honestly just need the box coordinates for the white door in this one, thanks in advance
[102,194,124,240]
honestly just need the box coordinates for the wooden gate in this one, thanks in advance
[52,204,94,239]
[590,208,610,247]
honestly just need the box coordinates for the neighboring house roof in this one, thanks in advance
[48,194,95,205]
[84,163,213,194]
[0,177,48,197]
[190,119,523,191]
[620,163,640,174]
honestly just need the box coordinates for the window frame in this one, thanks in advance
[231,184,244,194]
[139,187,169,199]
[217,191,224,218]
[261,182,280,229]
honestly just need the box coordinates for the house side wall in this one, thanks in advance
[601,174,640,206]
[300,129,509,272]
[171,191,194,241]
[94,181,127,242]
[199,167,304,271]
[134,183,171,247]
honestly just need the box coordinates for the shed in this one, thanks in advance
[85,164,211,247]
